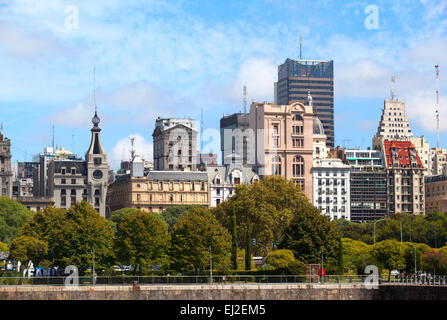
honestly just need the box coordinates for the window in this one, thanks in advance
[293,114,303,121]
[293,156,304,177]
[61,168,66,175]
[61,179,66,185]
[293,138,304,148]
[234,177,241,185]
[292,125,303,135]
[71,179,76,185]
[271,156,281,176]
[273,124,279,135]
[94,158,102,165]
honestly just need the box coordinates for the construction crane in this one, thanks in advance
[435,65,440,150]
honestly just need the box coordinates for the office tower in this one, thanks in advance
[346,149,388,222]
[275,58,334,147]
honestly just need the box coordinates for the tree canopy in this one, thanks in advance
[19,202,115,273]
[9,235,48,269]
[162,205,205,232]
[0,196,32,243]
[170,207,231,272]
[115,210,170,273]
[212,176,312,254]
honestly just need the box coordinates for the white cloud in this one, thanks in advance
[109,133,152,170]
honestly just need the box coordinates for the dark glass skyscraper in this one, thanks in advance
[275,59,334,147]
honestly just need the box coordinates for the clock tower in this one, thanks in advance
[86,110,109,217]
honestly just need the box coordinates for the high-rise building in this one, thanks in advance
[382,140,425,215]
[275,59,334,147]
[0,132,13,198]
[346,149,388,222]
[249,92,315,200]
[152,118,198,171]
[373,98,413,149]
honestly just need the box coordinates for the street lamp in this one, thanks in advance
[373,218,387,245]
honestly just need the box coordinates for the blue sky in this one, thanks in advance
[0,0,446,169]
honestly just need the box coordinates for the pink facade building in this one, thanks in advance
[249,93,315,201]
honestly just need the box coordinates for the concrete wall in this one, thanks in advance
[1,284,447,300]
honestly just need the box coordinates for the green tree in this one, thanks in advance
[337,238,344,275]
[0,196,32,243]
[162,205,205,231]
[265,249,295,269]
[245,222,251,271]
[109,208,141,234]
[280,205,340,274]
[115,210,170,275]
[212,176,310,254]
[341,238,373,275]
[9,235,48,273]
[422,250,447,276]
[170,208,231,273]
[231,205,237,270]
[0,241,8,252]
[20,202,115,274]
[371,240,406,281]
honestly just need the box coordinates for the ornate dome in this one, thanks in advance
[313,117,325,136]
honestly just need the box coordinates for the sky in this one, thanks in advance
[0,0,446,169]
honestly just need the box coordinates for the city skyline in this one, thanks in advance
[0,0,446,169]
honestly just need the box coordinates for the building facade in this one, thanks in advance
[383,140,425,215]
[107,170,209,215]
[206,164,259,207]
[0,133,13,198]
[220,113,252,165]
[249,94,315,200]
[48,111,109,217]
[425,174,447,214]
[429,148,447,176]
[152,118,198,171]
[312,158,351,221]
[346,149,388,222]
[275,59,334,147]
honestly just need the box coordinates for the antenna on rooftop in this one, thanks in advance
[243,86,247,113]
[299,33,302,60]
[93,65,98,114]
[391,75,396,101]
[52,125,55,150]
[0,122,3,135]
[129,136,136,162]
[435,65,440,150]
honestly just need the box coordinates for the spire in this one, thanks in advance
[91,65,101,129]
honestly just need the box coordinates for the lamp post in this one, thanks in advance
[373,218,387,245]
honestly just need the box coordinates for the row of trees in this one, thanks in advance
[342,238,447,279]
[336,212,447,248]
[2,175,447,277]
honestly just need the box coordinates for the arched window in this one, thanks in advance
[271,156,281,176]
[293,156,304,177]
[95,189,101,196]
[293,114,303,121]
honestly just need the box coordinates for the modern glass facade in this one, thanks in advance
[276,59,334,147]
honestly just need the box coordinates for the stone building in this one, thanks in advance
[429,148,447,176]
[249,91,315,200]
[312,158,351,221]
[383,140,425,215]
[206,164,260,207]
[48,111,109,216]
[313,117,330,159]
[425,174,447,214]
[107,170,209,215]
[0,132,13,198]
[152,118,198,171]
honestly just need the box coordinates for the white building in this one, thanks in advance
[411,136,430,174]
[429,148,447,176]
[312,158,351,221]
[206,164,259,207]
[313,117,330,159]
